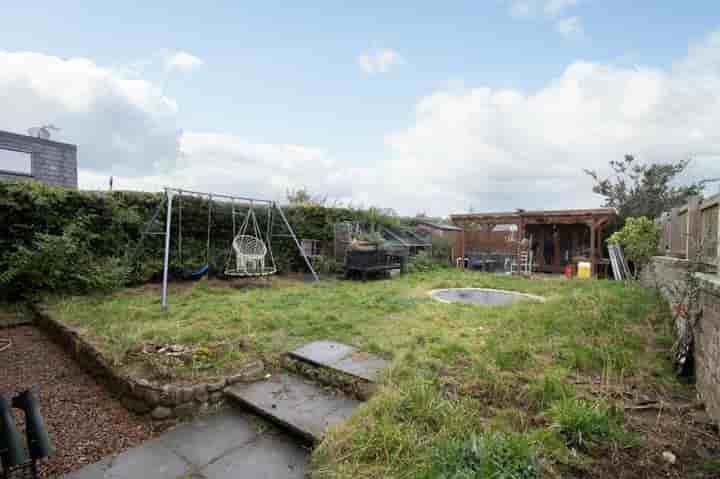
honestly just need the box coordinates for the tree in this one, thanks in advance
[286,187,326,207]
[584,155,706,221]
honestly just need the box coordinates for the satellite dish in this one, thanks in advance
[27,124,60,140]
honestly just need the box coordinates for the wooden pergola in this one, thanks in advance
[450,208,617,276]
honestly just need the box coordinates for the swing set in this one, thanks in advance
[138,187,318,310]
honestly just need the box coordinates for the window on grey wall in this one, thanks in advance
[0,148,32,174]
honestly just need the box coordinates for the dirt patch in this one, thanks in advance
[115,274,301,298]
[587,383,720,479]
[1,326,160,478]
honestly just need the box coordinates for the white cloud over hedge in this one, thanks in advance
[2,31,720,215]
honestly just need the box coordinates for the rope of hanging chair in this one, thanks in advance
[223,201,277,276]
[238,202,254,237]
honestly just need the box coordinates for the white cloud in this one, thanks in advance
[507,1,532,18]
[5,30,720,216]
[164,50,204,73]
[555,16,584,38]
[383,30,720,214]
[504,0,584,38]
[357,49,404,75]
[80,133,373,205]
[0,51,180,175]
[544,0,579,17]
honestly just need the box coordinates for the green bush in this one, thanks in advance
[548,398,623,450]
[0,181,413,293]
[608,217,659,276]
[407,251,450,273]
[431,235,452,263]
[423,432,540,479]
[0,218,129,297]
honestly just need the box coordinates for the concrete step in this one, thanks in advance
[287,340,387,383]
[225,373,360,444]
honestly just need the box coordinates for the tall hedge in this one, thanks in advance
[0,181,397,295]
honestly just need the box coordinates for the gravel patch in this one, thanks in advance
[1,326,157,478]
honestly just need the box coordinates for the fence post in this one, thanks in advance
[717,204,720,271]
[686,196,701,261]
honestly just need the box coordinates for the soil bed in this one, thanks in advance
[1,326,158,478]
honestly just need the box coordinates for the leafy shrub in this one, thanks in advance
[431,235,452,263]
[548,398,623,450]
[608,217,659,276]
[408,251,449,273]
[423,432,540,479]
[0,218,129,297]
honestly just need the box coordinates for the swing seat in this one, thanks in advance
[224,234,277,277]
[186,264,209,279]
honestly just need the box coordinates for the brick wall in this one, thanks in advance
[642,256,720,422]
[0,130,77,189]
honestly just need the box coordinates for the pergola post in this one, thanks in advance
[589,221,597,277]
[553,225,561,270]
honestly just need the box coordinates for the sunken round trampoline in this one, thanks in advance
[429,288,544,305]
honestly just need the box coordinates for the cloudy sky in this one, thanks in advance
[2,2,720,216]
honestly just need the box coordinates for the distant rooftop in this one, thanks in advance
[416,221,462,232]
[451,207,617,223]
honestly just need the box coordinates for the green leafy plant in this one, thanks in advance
[548,398,624,450]
[0,217,129,297]
[608,216,660,277]
[423,432,540,479]
[407,251,450,273]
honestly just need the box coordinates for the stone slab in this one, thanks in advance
[202,433,308,479]
[288,340,387,382]
[225,373,359,443]
[102,439,189,479]
[156,409,259,467]
[63,409,309,479]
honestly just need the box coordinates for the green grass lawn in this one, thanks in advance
[48,269,714,478]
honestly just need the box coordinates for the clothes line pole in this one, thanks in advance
[161,189,174,311]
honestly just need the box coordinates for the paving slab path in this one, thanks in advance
[63,409,309,479]
[226,373,360,443]
[288,340,388,382]
[64,340,387,478]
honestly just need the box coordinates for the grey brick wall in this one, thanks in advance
[642,256,720,423]
[0,129,77,189]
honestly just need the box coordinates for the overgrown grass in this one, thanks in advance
[548,398,625,451]
[47,269,679,477]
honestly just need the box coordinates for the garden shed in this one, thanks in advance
[450,208,617,276]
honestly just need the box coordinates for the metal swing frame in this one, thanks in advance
[155,187,317,310]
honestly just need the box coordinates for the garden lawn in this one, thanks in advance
[47,270,718,478]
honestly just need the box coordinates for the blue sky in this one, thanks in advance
[2,1,720,215]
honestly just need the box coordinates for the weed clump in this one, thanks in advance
[548,398,624,451]
[423,431,540,479]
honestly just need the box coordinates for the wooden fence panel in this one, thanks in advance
[700,201,719,264]
[658,194,720,268]
[670,210,687,257]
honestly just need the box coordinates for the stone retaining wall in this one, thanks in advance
[641,256,720,422]
[695,273,720,421]
[32,305,264,420]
